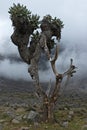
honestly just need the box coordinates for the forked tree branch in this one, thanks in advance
[63,59,77,77]
[44,44,77,103]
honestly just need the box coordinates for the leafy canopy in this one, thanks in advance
[8,3,64,50]
[8,3,40,34]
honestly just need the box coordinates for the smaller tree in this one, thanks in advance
[9,3,76,122]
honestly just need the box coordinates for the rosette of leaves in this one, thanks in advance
[41,15,64,39]
[8,3,40,34]
[41,15,64,50]
[43,15,52,22]
[40,15,52,31]
[52,17,64,29]
[30,14,40,31]
[42,15,64,29]
[51,17,64,39]
[31,31,40,43]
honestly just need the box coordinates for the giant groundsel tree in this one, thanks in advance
[8,3,76,122]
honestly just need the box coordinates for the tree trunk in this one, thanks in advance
[43,97,55,123]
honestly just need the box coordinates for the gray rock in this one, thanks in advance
[6,109,15,118]
[64,107,68,110]
[62,121,69,127]
[67,110,74,121]
[27,110,39,122]
[69,110,74,116]
[22,110,39,122]
[15,115,23,121]
[22,114,27,120]
[12,119,20,124]
[28,111,37,119]
[67,115,72,121]
[45,126,48,129]
[0,119,5,123]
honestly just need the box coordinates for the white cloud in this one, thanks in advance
[0,0,87,81]
[0,59,30,80]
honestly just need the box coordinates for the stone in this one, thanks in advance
[6,109,15,118]
[27,110,39,122]
[69,110,74,116]
[45,126,48,129]
[12,119,20,124]
[62,121,69,127]
[15,115,23,121]
[67,110,74,121]
[67,115,72,121]
[22,114,27,120]
[64,107,68,110]
[0,119,5,123]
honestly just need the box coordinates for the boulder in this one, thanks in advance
[12,119,20,124]
[27,110,39,122]
[62,121,69,127]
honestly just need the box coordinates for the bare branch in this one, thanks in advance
[50,79,61,103]
[50,44,59,77]
[49,57,77,103]
[63,59,77,78]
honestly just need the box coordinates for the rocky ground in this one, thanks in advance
[0,77,87,130]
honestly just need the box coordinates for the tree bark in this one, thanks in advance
[43,96,55,123]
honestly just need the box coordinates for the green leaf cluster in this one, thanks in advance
[52,17,64,29]
[30,14,40,30]
[31,31,40,43]
[8,3,31,20]
[8,3,40,34]
[43,15,64,29]
[42,15,64,50]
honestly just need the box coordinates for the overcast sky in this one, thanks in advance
[0,0,87,81]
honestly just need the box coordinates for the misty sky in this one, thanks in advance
[0,0,87,81]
